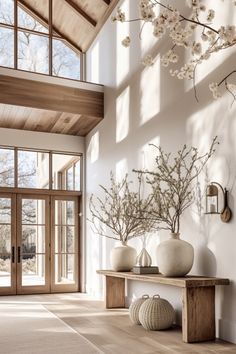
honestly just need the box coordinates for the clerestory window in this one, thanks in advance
[0,0,82,80]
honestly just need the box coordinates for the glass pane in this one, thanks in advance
[0,224,11,253]
[22,225,45,254]
[75,160,80,191]
[18,31,49,74]
[18,6,48,33]
[22,254,45,286]
[55,254,75,284]
[52,154,80,190]
[18,150,49,189]
[66,166,73,190]
[52,39,80,80]
[0,26,14,68]
[0,197,11,223]
[55,200,75,225]
[0,148,14,187]
[55,226,75,253]
[0,255,10,287]
[22,199,45,225]
[0,0,14,25]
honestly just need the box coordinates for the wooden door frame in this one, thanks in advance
[0,191,81,295]
[50,195,79,293]
[0,192,17,295]
[16,194,51,295]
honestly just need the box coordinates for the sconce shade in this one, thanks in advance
[206,185,218,196]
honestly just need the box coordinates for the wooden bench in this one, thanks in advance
[97,270,230,343]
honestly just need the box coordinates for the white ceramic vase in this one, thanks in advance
[156,233,194,277]
[110,241,137,271]
[136,248,152,267]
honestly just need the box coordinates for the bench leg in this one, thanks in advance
[105,276,125,309]
[182,286,215,343]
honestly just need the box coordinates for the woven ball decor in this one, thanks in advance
[139,295,175,330]
[129,295,149,325]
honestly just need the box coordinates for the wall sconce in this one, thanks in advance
[205,182,232,223]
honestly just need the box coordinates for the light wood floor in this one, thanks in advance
[1,293,236,354]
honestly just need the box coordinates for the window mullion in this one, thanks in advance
[49,0,52,76]
[14,0,18,69]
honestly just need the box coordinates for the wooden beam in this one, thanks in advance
[0,75,104,118]
[102,0,111,5]
[18,0,83,53]
[64,0,97,27]
[84,0,120,52]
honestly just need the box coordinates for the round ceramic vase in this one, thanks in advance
[156,233,194,277]
[110,242,137,271]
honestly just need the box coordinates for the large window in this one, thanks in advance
[0,0,82,80]
[0,147,82,191]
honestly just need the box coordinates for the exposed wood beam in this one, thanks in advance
[0,75,104,119]
[18,0,83,53]
[64,0,97,27]
[84,0,120,52]
[102,0,111,5]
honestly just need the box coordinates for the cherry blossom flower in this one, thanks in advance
[122,36,131,47]
[142,54,155,67]
[209,82,221,99]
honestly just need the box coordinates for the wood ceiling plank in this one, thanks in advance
[64,0,97,27]
[0,75,104,119]
[84,0,120,52]
[68,115,102,136]
[19,0,83,53]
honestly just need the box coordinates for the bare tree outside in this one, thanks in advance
[0,0,80,79]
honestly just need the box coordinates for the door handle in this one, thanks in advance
[11,246,15,263]
[17,247,21,263]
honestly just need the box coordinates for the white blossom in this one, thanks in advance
[226,83,236,92]
[209,82,221,99]
[219,25,236,44]
[139,1,155,22]
[207,9,215,22]
[177,63,195,80]
[192,42,202,55]
[122,36,131,47]
[111,7,125,22]
[161,50,179,67]
[142,54,155,67]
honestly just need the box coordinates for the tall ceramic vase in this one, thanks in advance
[110,241,137,271]
[156,233,194,277]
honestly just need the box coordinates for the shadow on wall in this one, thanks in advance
[86,1,236,341]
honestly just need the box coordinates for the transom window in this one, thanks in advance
[0,146,82,191]
[0,0,82,80]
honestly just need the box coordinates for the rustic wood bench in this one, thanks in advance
[97,270,230,343]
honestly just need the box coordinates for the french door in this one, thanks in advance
[0,193,79,295]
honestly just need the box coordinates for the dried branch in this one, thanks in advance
[88,172,154,243]
[133,137,218,234]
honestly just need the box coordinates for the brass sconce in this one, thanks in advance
[205,182,232,223]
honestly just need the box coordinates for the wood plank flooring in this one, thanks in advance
[0,293,235,354]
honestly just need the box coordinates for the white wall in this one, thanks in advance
[0,127,84,153]
[85,0,236,343]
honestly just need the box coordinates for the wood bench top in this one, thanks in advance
[97,270,230,288]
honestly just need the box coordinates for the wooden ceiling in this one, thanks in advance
[20,0,120,53]
[0,69,104,136]
[0,104,102,136]
[0,0,120,136]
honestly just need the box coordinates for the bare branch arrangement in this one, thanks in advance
[112,0,236,103]
[89,172,153,243]
[133,137,218,234]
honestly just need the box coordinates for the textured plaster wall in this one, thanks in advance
[85,0,236,343]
